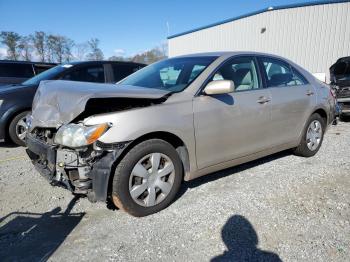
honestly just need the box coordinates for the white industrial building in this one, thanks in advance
[168,0,350,82]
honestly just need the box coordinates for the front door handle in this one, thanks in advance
[257,96,271,104]
[306,90,314,96]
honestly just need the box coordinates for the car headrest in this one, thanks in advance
[269,73,293,86]
[234,68,252,86]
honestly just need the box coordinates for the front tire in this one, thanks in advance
[293,113,325,157]
[8,111,30,146]
[112,139,183,217]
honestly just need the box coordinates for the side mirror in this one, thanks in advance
[203,80,235,95]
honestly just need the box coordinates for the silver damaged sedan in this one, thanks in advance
[26,52,336,216]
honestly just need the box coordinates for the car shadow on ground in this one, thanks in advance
[211,215,282,261]
[178,150,291,199]
[0,140,19,148]
[0,196,84,261]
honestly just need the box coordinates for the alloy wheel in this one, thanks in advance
[15,115,28,142]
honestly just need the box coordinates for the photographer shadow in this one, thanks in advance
[212,215,282,262]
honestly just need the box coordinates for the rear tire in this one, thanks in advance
[112,139,183,217]
[293,113,325,157]
[8,111,30,147]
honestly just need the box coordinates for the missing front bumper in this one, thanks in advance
[26,134,130,202]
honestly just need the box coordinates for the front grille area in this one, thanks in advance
[31,128,57,144]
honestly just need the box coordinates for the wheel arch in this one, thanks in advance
[312,108,328,124]
[106,131,190,200]
[125,131,190,173]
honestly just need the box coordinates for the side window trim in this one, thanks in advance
[104,63,113,83]
[256,56,269,89]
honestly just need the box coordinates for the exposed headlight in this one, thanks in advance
[54,123,110,148]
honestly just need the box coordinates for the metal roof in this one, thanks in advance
[167,0,350,39]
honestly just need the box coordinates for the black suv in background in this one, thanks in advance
[0,60,56,86]
[0,60,145,145]
[330,56,350,120]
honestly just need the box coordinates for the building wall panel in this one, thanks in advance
[168,2,350,81]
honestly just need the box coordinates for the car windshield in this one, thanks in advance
[22,65,70,85]
[120,56,217,92]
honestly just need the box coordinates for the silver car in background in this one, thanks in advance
[26,52,336,216]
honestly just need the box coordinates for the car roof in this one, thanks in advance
[0,60,146,67]
[0,60,57,66]
[174,51,290,59]
[63,60,146,67]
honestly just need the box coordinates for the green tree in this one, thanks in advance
[0,31,21,60]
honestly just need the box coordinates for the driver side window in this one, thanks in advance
[211,56,260,91]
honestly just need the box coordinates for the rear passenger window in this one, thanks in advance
[261,57,308,87]
[62,65,105,83]
[0,63,34,78]
[113,64,141,82]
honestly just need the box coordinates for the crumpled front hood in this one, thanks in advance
[31,80,170,129]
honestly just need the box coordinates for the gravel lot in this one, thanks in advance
[0,122,349,261]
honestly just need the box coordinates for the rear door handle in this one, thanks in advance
[257,96,271,104]
[306,90,314,96]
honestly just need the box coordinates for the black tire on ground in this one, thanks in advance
[8,111,30,147]
[112,139,183,217]
[293,113,326,157]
